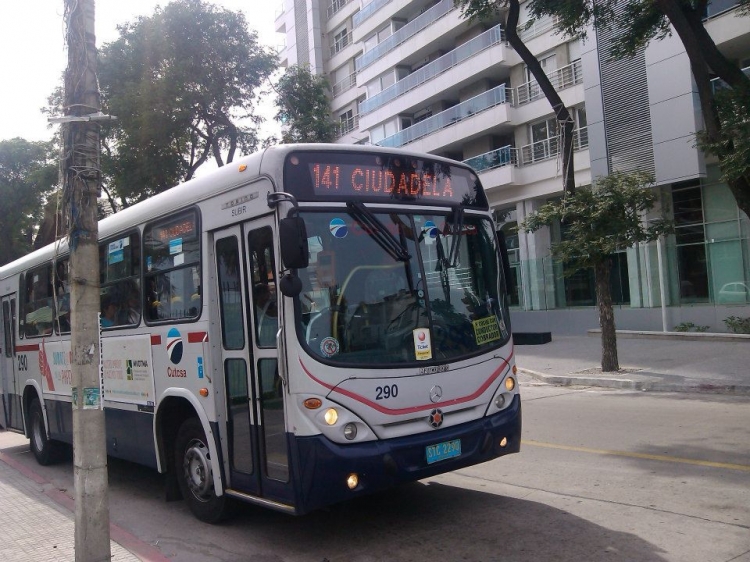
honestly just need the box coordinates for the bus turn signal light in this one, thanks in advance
[304,398,322,409]
[199,388,209,397]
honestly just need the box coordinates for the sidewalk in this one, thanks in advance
[0,431,167,562]
[515,332,750,395]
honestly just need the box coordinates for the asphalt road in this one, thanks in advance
[2,376,749,561]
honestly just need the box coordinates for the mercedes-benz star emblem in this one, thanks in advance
[429,385,443,403]
[428,408,444,428]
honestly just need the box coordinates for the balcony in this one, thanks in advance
[520,127,589,165]
[376,86,511,148]
[328,0,353,18]
[710,66,750,94]
[330,30,354,58]
[359,25,505,116]
[463,145,518,173]
[338,114,360,138]
[517,15,557,42]
[333,72,357,98]
[355,0,454,72]
[514,60,583,106]
[353,0,393,28]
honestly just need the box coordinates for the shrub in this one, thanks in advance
[673,322,710,332]
[723,316,750,334]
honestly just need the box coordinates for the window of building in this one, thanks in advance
[331,27,350,55]
[672,182,710,302]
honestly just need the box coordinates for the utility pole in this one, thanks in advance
[62,0,111,559]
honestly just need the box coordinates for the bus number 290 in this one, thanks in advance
[375,384,398,400]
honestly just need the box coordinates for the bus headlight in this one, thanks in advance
[505,376,516,392]
[324,408,338,425]
[344,423,357,440]
[494,394,506,409]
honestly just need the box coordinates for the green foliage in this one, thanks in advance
[673,322,709,333]
[274,65,337,144]
[520,171,673,274]
[723,316,750,334]
[0,138,58,266]
[98,0,277,207]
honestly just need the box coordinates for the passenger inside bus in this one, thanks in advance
[254,283,277,346]
[100,295,117,328]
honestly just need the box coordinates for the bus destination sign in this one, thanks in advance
[285,151,488,209]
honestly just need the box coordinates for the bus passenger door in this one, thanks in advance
[213,220,292,505]
[1,295,21,430]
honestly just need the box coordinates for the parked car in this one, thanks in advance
[717,281,750,304]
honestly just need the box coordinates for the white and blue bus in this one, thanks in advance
[0,144,521,522]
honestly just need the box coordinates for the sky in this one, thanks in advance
[0,0,282,144]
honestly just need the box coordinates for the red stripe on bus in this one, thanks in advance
[298,348,513,416]
[151,335,162,345]
[188,332,208,343]
[16,344,40,352]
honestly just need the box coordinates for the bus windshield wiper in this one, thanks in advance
[347,202,411,262]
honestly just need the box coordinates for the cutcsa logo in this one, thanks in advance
[166,328,183,364]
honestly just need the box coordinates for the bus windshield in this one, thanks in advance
[296,209,510,365]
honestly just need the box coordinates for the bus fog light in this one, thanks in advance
[324,408,338,425]
[494,394,506,409]
[347,473,359,489]
[505,377,516,392]
[344,423,357,440]
[500,437,508,448]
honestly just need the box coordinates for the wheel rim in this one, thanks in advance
[182,438,213,501]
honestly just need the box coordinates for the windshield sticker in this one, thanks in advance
[320,337,340,358]
[329,218,348,238]
[413,328,433,361]
[422,221,438,244]
[472,316,502,345]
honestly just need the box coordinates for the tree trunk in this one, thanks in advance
[595,260,619,372]
[505,0,575,195]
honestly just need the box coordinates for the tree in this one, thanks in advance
[526,0,750,219]
[454,0,576,194]
[0,138,58,266]
[522,171,673,371]
[97,0,277,207]
[274,65,338,143]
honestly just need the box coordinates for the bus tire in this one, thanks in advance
[29,398,60,466]
[174,417,229,523]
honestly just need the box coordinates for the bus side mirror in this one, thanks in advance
[279,216,310,270]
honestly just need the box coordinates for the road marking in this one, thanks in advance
[523,439,750,473]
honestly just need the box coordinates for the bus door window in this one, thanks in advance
[248,228,278,347]
[99,233,142,328]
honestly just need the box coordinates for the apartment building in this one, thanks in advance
[274,0,750,334]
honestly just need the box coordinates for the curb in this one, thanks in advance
[518,368,750,395]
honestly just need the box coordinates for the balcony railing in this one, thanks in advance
[520,126,588,165]
[353,0,393,28]
[463,145,518,173]
[517,15,557,42]
[514,59,583,106]
[359,25,505,116]
[328,0,352,18]
[330,30,353,57]
[377,85,512,148]
[338,114,360,137]
[333,72,357,98]
[355,0,454,72]
[710,66,750,94]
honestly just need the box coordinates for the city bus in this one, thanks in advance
[0,144,521,522]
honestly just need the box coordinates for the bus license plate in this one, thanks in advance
[426,439,461,464]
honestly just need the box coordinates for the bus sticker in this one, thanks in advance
[329,218,348,238]
[320,337,339,357]
[472,316,502,346]
[413,328,432,360]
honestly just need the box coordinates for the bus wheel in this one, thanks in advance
[174,417,229,523]
[29,398,60,465]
